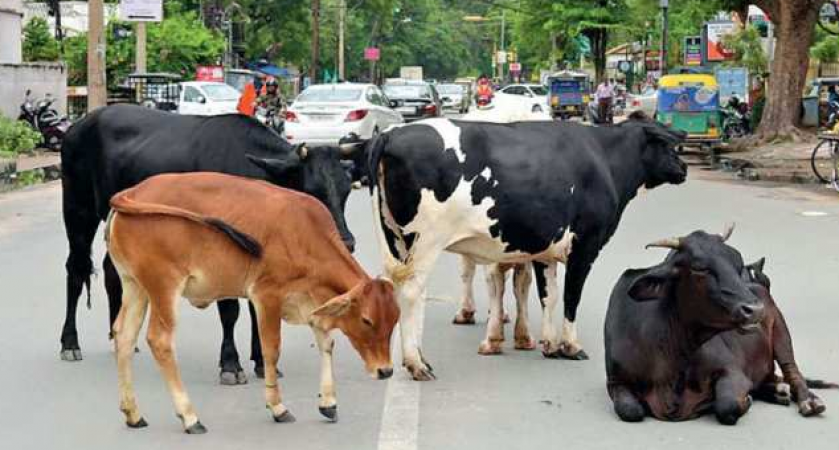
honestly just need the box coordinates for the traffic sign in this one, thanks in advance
[364,47,380,61]
[509,62,522,72]
[120,0,163,22]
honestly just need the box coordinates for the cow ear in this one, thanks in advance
[246,154,301,179]
[312,295,354,318]
[644,124,686,147]
[627,264,678,302]
[745,257,770,289]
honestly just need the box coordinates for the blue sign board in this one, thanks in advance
[715,67,749,104]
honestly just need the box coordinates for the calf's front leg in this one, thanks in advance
[478,265,505,355]
[254,301,295,423]
[313,327,338,421]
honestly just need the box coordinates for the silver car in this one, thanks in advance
[437,83,470,114]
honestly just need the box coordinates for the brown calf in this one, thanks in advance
[106,172,399,434]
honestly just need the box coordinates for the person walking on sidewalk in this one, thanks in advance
[595,79,615,124]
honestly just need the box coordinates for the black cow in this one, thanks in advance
[605,227,833,424]
[366,114,687,380]
[60,104,357,384]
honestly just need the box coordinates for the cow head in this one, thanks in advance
[625,112,688,189]
[247,144,356,251]
[310,278,399,380]
[628,224,765,336]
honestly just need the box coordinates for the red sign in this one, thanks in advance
[364,47,380,61]
[196,65,224,82]
[509,62,522,72]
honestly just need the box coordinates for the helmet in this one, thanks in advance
[265,78,279,88]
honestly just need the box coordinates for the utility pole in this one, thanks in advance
[135,23,147,73]
[660,0,669,76]
[310,0,321,84]
[87,0,107,111]
[338,0,345,81]
[499,10,506,82]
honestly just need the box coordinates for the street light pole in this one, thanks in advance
[338,0,345,81]
[660,0,669,75]
[499,10,506,82]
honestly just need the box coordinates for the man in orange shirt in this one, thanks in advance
[237,72,268,116]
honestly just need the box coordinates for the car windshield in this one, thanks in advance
[530,86,548,96]
[201,84,241,101]
[297,87,363,102]
[437,84,463,95]
[383,85,431,99]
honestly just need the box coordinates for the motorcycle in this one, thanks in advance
[476,94,492,109]
[18,90,72,151]
[255,105,285,135]
[825,100,839,131]
[721,97,751,140]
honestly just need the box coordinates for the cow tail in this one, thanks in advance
[805,379,839,389]
[367,132,389,194]
[109,193,263,258]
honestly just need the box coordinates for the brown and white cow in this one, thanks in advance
[106,172,399,434]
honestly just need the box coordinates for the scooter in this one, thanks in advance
[18,90,72,151]
[476,93,493,109]
[721,97,751,140]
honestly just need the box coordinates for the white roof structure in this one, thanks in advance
[23,1,120,37]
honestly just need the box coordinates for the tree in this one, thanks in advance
[23,17,60,62]
[722,24,768,76]
[724,0,826,141]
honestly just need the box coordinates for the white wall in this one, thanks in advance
[0,0,24,64]
[0,62,67,118]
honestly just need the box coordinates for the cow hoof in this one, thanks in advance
[453,310,476,325]
[799,395,826,417]
[220,370,247,386]
[126,417,148,429]
[514,337,537,351]
[60,349,83,361]
[774,383,791,406]
[184,421,208,434]
[560,347,589,361]
[406,363,436,381]
[478,340,503,355]
[319,405,338,422]
[273,410,296,423]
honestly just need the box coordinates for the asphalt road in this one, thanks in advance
[2,167,839,450]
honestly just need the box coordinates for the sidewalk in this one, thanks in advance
[718,137,822,184]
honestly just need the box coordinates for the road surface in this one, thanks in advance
[1,168,838,450]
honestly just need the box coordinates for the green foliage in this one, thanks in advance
[15,169,46,188]
[23,17,60,62]
[0,117,41,157]
[63,7,224,87]
[722,25,768,75]
[811,34,839,63]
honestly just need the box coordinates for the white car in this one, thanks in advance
[493,84,550,114]
[284,83,404,145]
[626,87,658,118]
[177,81,241,116]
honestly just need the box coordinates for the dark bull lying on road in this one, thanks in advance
[605,226,835,424]
[60,104,361,384]
[363,112,688,380]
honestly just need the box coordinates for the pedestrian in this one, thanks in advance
[595,78,615,124]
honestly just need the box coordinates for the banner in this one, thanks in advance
[120,0,163,22]
[658,86,719,113]
[715,67,749,104]
[705,21,736,62]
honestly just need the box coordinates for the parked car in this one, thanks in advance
[626,86,658,118]
[177,81,241,116]
[494,83,549,113]
[437,83,470,113]
[382,80,443,121]
[284,83,403,145]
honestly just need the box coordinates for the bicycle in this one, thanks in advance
[810,133,839,191]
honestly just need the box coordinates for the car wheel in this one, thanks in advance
[140,98,158,109]
[532,105,543,113]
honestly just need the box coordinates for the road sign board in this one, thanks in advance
[509,62,521,72]
[364,47,380,61]
[120,0,163,22]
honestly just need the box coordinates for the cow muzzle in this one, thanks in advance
[377,367,394,380]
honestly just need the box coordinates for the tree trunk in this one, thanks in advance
[309,0,321,83]
[755,1,821,141]
[587,29,608,84]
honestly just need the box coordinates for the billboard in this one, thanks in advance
[705,21,736,62]
[120,0,163,22]
[715,67,749,104]
[658,86,719,113]
[684,36,702,66]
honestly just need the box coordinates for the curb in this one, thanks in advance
[717,156,821,185]
[0,155,61,193]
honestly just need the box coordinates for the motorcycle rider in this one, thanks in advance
[475,74,493,107]
[256,78,286,117]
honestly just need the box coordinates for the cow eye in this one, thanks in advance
[362,317,375,328]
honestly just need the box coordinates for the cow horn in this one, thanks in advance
[296,145,309,160]
[339,142,362,156]
[645,237,682,250]
[719,223,735,242]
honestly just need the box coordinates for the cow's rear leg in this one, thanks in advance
[453,256,477,325]
[534,262,562,358]
[559,243,597,360]
[714,371,753,425]
[114,278,149,429]
[217,299,247,385]
[146,288,205,434]
[60,212,99,361]
[478,265,505,355]
[513,263,536,350]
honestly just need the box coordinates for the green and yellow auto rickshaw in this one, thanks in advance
[656,74,721,150]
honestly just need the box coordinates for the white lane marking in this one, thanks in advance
[377,300,425,450]
[800,211,829,217]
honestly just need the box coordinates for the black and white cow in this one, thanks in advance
[368,115,687,380]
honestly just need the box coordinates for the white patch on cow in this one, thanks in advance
[560,319,581,354]
[412,118,465,163]
[570,184,575,195]
[480,167,492,181]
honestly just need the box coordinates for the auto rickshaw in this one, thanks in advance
[548,71,591,120]
[122,73,182,112]
[656,74,721,150]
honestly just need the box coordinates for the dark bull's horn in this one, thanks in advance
[296,144,309,160]
[719,222,735,242]
[645,237,682,250]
